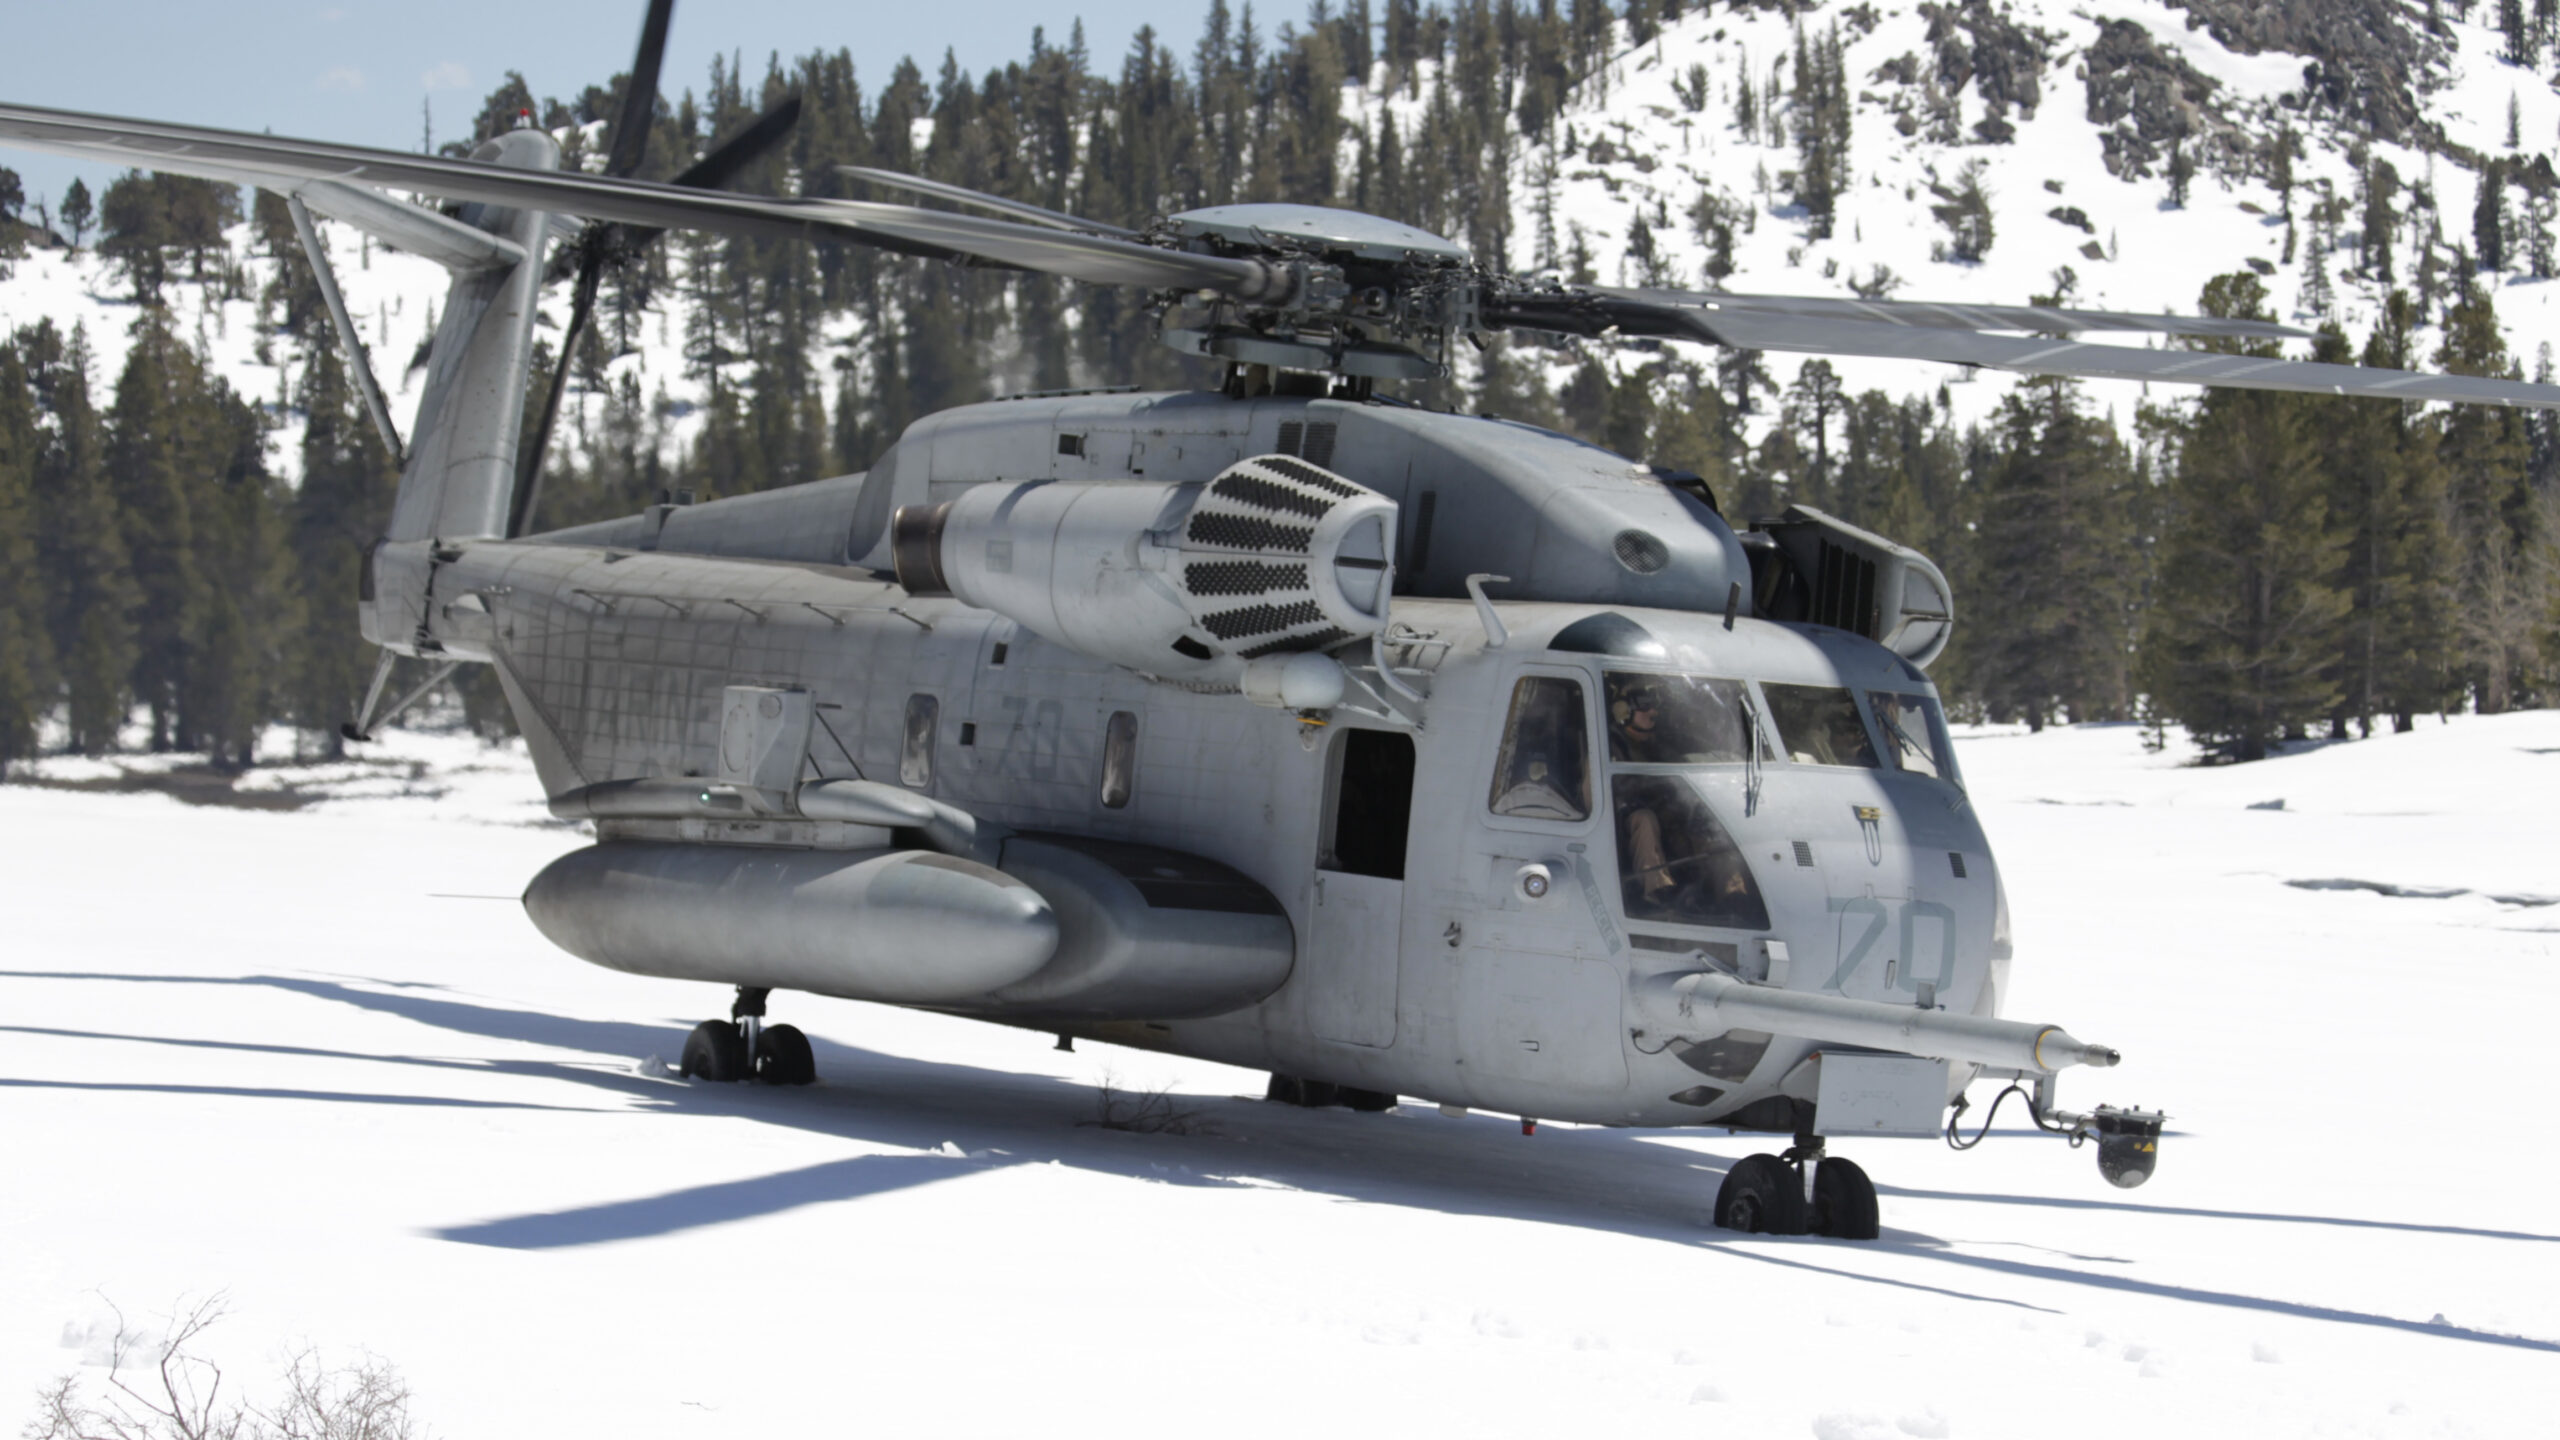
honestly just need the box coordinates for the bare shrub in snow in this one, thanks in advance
[1083,1070,1208,1136]
[23,1297,416,1440]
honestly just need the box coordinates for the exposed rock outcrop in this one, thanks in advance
[2083,19,2251,182]
[2162,0,2445,147]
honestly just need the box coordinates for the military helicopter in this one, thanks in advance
[9,2,2555,1242]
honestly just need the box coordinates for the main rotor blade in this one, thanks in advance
[604,0,675,178]
[838,165,1139,238]
[1499,293,2560,411]
[1592,285,2313,342]
[0,102,1289,294]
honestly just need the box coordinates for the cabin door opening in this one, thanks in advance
[1307,728,1413,1048]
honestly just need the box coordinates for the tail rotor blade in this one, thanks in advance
[604,0,676,179]
[675,94,801,192]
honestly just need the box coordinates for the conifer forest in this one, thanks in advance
[0,0,2555,774]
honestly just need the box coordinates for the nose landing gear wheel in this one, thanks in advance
[681,1019,748,1082]
[1811,1156,1880,1240]
[754,1022,817,1086]
[1713,1153,1809,1235]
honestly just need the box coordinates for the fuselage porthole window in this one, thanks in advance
[901,693,938,789]
[1100,710,1138,809]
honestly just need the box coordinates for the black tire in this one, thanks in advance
[1811,1156,1880,1240]
[1712,1153,1809,1235]
[1264,1074,1305,1105]
[1339,1087,1398,1112]
[680,1019,748,1082]
[753,1023,817,1086]
[1297,1080,1342,1108]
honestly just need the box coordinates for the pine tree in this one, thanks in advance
[105,315,209,750]
[2141,275,2350,760]
[1969,379,2142,727]
[2342,293,2459,731]
[1929,160,1994,262]
[2473,159,2508,272]
[2434,279,2547,710]
[59,177,92,249]
[2359,158,2399,281]
[0,338,56,770]
[21,321,138,754]
[1782,359,1845,508]
[2503,0,2537,65]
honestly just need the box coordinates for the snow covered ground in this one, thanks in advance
[4,713,2556,1437]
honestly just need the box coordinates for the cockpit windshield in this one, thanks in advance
[1605,671,1754,765]
[1868,690,1958,785]
[1761,683,1880,768]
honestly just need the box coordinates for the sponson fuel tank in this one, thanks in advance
[523,844,1059,1004]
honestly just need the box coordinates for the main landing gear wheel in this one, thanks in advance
[1713,1153,1809,1235]
[681,1020,748,1082]
[1811,1156,1880,1240]
[754,1022,817,1086]
[682,987,817,1086]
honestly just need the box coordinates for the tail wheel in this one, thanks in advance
[753,1022,818,1086]
[680,1020,748,1082]
[1713,1153,1809,1235]
[1811,1157,1880,1240]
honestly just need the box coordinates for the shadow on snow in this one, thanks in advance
[3,967,2554,1354]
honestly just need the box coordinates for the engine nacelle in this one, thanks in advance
[1746,504,1955,669]
[891,455,1395,685]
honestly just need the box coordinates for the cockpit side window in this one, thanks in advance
[1760,683,1881,768]
[1612,774,1770,929]
[1605,671,1753,764]
[1868,690,1958,784]
[1487,675,1592,821]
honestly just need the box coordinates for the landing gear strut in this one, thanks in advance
[1712,1132,1879,1240]
[681,986,816,1086]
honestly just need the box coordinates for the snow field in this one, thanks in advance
[3,713,2557,1436]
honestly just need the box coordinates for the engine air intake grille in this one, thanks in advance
[1186,512,1313,552]
[1184,560,1309,597]
[1201,600,1324,640]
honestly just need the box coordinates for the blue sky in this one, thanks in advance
[1,0,1227,215]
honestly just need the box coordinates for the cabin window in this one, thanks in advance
[901,693,938,788]
[1325,729,1415,880]
[1869,691,1958,784]
[1487,676,1591,821]
[1611,774,1770,929]
[1760,683,1880,768]
[1100,710,1138,809]
[1605,671,1754,765]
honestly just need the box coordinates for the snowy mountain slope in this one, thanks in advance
[1502,1,2560,430]
[3,714,2555,1438]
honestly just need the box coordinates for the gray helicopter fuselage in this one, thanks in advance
[378,389,2000,1131]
